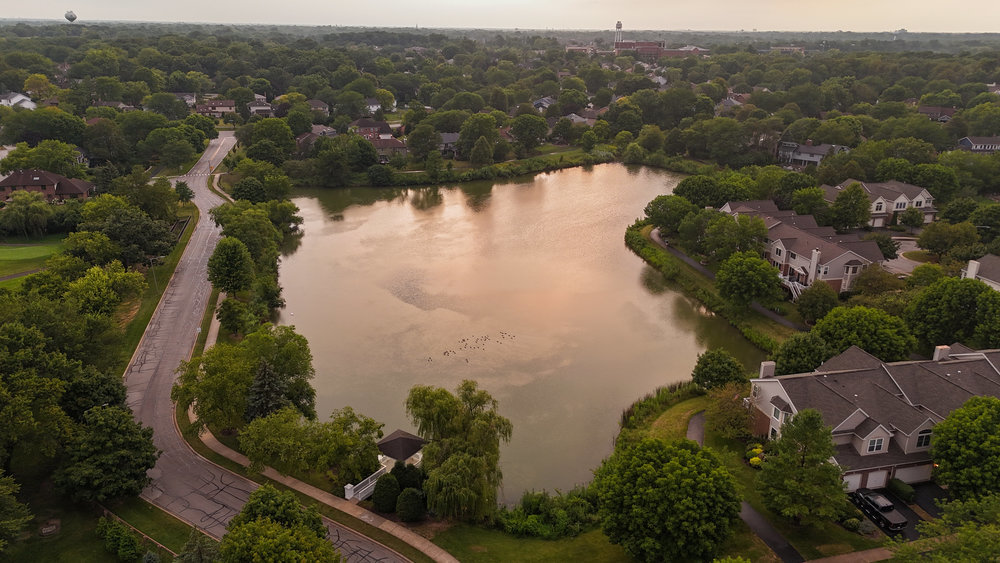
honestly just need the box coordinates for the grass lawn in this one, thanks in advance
[106,497,198,554]
[431,525,629,563]
[903,250,934,263]
[174,402,436,563]
[192,287,219,357]
[647,395,713,442]
[704,430,882,560]
[0,234,65,277]
[111,203,198,375]
[0,276,26,291]
[152,148,205,177]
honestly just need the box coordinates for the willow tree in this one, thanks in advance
[405,380,512,522]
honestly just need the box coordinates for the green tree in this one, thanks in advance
[219,518,339,563]
[406,123,442,162]
[54,406,159,502]
[469,136,494,167]
[796,281,839,325]
[791,187,830,219]
[0,190,53,238]
[905,278,992,350]
[457,114,498,159]
[862,232,900,260]
[0,470,32,553]
[932,396,1000,499]
[706,383,754,441]
[372,473,401,513]
[829,182,871,231]
[110,169,179,222]
[917,221,979,258]
[643,194,696,235]
[0,140,87,178]
[228,484,325,538]
[813,306,915,361]
[174,181,194,203]
[593,439,740,562]
[251,118,296,156]
[716,251,781,307]
[852,264,905,296]
[703,214,768,262]
[510,114,549,153]
[887,493,1000,561]
[208,237,255,294]
[692,348,745,389]
[406,380,512,522]
[899,206,924,233]
[174,529,219,563]
[65,261,147,316]
[759,409,846,525]
[216,298,253,336]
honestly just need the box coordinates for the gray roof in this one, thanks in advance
[825,179,935,212]
[835,441,931,472]
[377,429,426,461]
[770,395,790,411]
[974,254,1000,283]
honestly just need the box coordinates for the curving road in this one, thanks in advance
[124,132,407,562]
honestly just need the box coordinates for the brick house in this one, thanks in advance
[0,169,94,201]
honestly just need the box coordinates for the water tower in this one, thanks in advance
[614,21,623,44]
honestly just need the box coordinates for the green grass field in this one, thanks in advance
[431,526,629,563]
[0,234,65,278]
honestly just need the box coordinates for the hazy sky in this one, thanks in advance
[7,0,1000,33]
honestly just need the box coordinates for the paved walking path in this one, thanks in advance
[648,229,807,331]
[124,134,444,562]
[685,410,804,563]
[0,268,40,281]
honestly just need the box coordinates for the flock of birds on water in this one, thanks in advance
[425,331,516,364]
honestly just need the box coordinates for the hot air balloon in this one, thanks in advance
[65,11,77,23]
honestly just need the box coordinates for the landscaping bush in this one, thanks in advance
[96,517,144,561]
[887,478,915,503]
[858,519,878,535]
[842,517,861,532]
[142,551,160,563]
[372,473,401,513]
[396,487,426,522]
[498,487,599,539]
[390,461,424,491]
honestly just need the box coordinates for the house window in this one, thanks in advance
[773,407,781,421]
[895,201,907,210]
[770,427,778,439]
[846,265,859,275]
[822,266,829,275]
[774,248,782,257]
[915,200,923,207]
[867,438,884,452]
[917,429,932,448]
[751,385,759,397]
[788,251,797,260]
[875,202,883,212]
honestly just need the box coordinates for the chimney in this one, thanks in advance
[804,139,813,146]
[759,361,776,378]
[933,345,951,362]
[808,248,821,284]
[965,260,980,280]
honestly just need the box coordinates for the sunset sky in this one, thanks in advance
[5,0,1000,33]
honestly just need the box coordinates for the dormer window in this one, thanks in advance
[875,202,883,212]
[774,248,782,257]
[867,438,884,452]
[916,429,932,448]
[915,200,923,208]
[895,201,907,210]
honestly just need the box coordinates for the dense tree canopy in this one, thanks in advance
[932,396,1000,500]
[812,306,915,361]
[593,439,740,562]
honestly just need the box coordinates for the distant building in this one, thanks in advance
[371,137,407,163]
[917,106,956,122]
[350,118,393,141]
[0,169,94,201]
[820,179,936,227]
[777,141,849,168]
[247,101,274,118]
[958,136,1000,154]
[195,99,236,118]
[0,92,36,110]
[611,22,708,60]
[769,46,806,55]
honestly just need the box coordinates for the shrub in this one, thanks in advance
[396,487,426,522]
[842,517,861,532]
[498,487,598,539]
[887,478,915,503]
[96,517,144,562]
[858,519,878,534]
[749,457,762,468]
[390,461,424,491]
[143,551,160,563]
[372,473,400,513]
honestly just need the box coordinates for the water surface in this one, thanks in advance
[278,164,764,500]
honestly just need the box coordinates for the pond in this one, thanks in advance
[277,163,765,501]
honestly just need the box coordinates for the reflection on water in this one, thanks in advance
[279,164,765,501]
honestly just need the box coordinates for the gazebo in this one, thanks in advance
[377,429,426,463]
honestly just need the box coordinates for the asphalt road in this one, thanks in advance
[124,133,407,562]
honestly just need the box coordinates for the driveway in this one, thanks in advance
[879,491,923,541]
[124,133,408,562]
[881,238,922,276]
[911,482,948,519]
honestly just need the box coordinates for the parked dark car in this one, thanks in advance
[851,488,908,532]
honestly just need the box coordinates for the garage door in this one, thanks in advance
[867,470,888,489]
[894,464,933,484]
[843,473,862,492]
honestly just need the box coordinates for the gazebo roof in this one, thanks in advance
[377,429,426,461]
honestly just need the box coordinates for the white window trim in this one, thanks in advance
[867,437,884,452]
[916,429,932,448]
